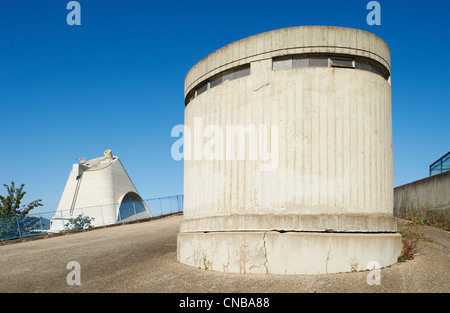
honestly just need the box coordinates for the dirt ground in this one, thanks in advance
[0,213,448,293]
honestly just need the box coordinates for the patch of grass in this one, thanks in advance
[408,216,448,231]
[404,206,449,231]
[398,237,417,262]
[398,226,423,241]
[396,205,449,231]
[397,225,422,263]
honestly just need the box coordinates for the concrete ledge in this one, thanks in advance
[177,231,402,274]
[180,213,398,233]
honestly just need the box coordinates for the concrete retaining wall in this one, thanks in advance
[394,171,450,229]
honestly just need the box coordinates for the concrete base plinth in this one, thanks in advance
[177,231,402,274]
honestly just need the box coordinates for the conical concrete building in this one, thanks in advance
[50,150,150,232]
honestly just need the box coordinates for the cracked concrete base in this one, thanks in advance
[177,231,402,274]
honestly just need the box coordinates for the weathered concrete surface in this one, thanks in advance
[185,26,391,96]
[178,231,401,274]
[181,26,399,274]
[183,61,395,233]
[180,213,398,233]
[394,171,450,228]
[0,214,448,293]
[183,26,395,234]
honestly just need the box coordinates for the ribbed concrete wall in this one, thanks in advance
[185,26,391,98]
[179,26,401,274]
[182,26,394,233]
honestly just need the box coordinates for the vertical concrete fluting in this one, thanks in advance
[178,26,401,274]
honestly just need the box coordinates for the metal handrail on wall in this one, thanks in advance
[429,151,450,176]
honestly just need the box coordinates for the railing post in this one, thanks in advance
[80,208,85,229]
[133,201,137,220]
[61,211,65,231]
[38,214,44,233]
[16,216,22,239]
[169,196,173,214]
[159,198,163,216]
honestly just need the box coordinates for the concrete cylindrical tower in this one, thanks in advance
[178,26,402,274]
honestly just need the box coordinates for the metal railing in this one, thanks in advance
[0,195,183,242]
[429,151,450,176]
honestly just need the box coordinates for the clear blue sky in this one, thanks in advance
[0,0,449,214]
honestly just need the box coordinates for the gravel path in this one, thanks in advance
[0,214,448,293]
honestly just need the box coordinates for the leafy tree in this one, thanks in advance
[65,214,95,230]
[0,181,43,218]
[0,182,43,240]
